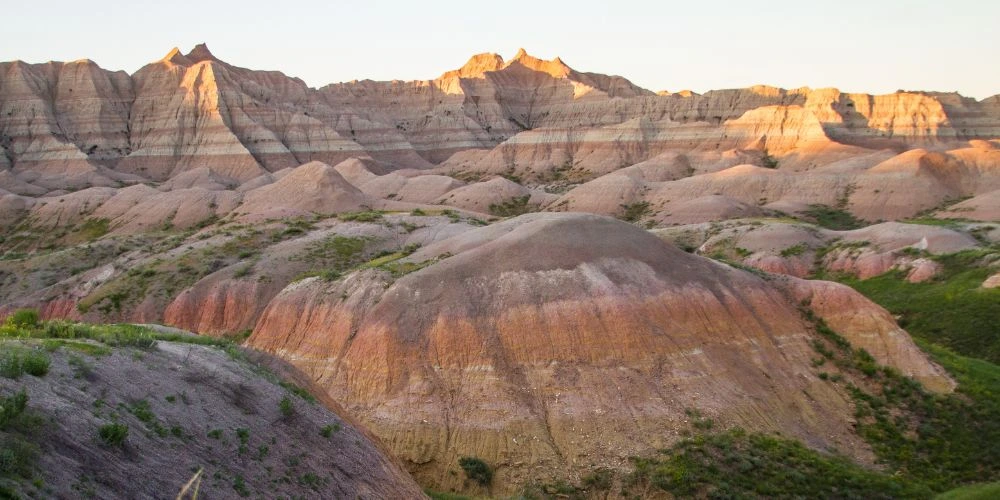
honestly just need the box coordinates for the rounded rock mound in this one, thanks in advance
[249,212,951,493]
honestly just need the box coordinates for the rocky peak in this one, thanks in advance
[185,43,218,63]
[160,47,193,66]
[440,52,506,79]
[505,48,572,78]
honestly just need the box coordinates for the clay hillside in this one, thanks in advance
[1,45,999,499]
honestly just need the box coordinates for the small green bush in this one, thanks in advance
[0,348,50,378]
[780,243,808,257]
[458,456,492,486]
[4,309,39,329]
[0,390,28,429]
[22,350,49,377]
[98,423,128,447]
[279,396,293,418]
[618,201,651,223]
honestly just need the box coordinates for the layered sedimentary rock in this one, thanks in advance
[248,213,952,492]
[3,45,999,225]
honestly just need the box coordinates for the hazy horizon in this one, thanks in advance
[3,0,998,99]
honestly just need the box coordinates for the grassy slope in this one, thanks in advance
[936,482,1000,500]
[835,250,1000,363]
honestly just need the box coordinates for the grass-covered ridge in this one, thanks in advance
[831,248,1000,364]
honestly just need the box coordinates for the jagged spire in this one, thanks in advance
[185,43,218,63]
[160,47,193,65]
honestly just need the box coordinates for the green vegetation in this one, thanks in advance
[1,316,231,352]
[936,482,1000,500]
[488,195,537,217]
[425,490,472,500]
[0,390,28,429]
[338,210,384,223]
[458,456,492,486]
[74,218,110,241]
[4,310,39,330]
[800,305,1000,493]
[618,201,651,223]
[98,423,128,447]
[279,381,316,403]
[779,243,808,257]
[320,423,340,438]
[0,347,50,378]
[0,389,41,485]
[802,204,865,230]
[294,235,370,281]
[760,148,779,169]
[832,249,1000,363]
[279,396,294,418]
[625,429,929,499]
[232,473,250,497]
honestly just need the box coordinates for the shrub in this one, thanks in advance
[338,210,384,223]
[320,423,340,438]
[780,243,808,257]
[581,468,614,490]
[21,350,49,377]
[279,396,293,418]
[488,196,537,217]
[99,423,128,447]
[458,456,492,486]
[0,348,50,378]
[618,201,651,223]
[0,390,28,429]
[5,309,39,329]
[802,204,864,230]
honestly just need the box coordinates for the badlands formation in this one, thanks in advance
[1,44,999,495]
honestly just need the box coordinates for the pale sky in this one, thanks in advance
[3,0,998,99]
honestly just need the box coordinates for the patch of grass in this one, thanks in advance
[0,390,28,429]
[425,490,472,500]
[320,424,340,438]
[4,309,39,329]
[279,396,294,418]
[834,249,1000,363]
[0,347,50,378]
[232,474,250,497]
[279,381,316,403]
[458,456,492,486]
[0,389,41,481]
[624,429,930,499]
[488,195,537,217]
[618,201,651,223]
[338,210,384,223]
[760,148,779,168]
[798,302,1000,493]
[41,339,111,356]
[74,218,110,241]
[936,481,1000,500]
[207,429,223,439]
[780,243,808,257]
[802,204,865,230]
[98,423,128,447]
[293,235,370,282]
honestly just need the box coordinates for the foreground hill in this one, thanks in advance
[247,213,952,492]
[0,321,425,498]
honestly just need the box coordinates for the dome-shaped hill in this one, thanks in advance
[238,161,374,219]
[249,213,951,493]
